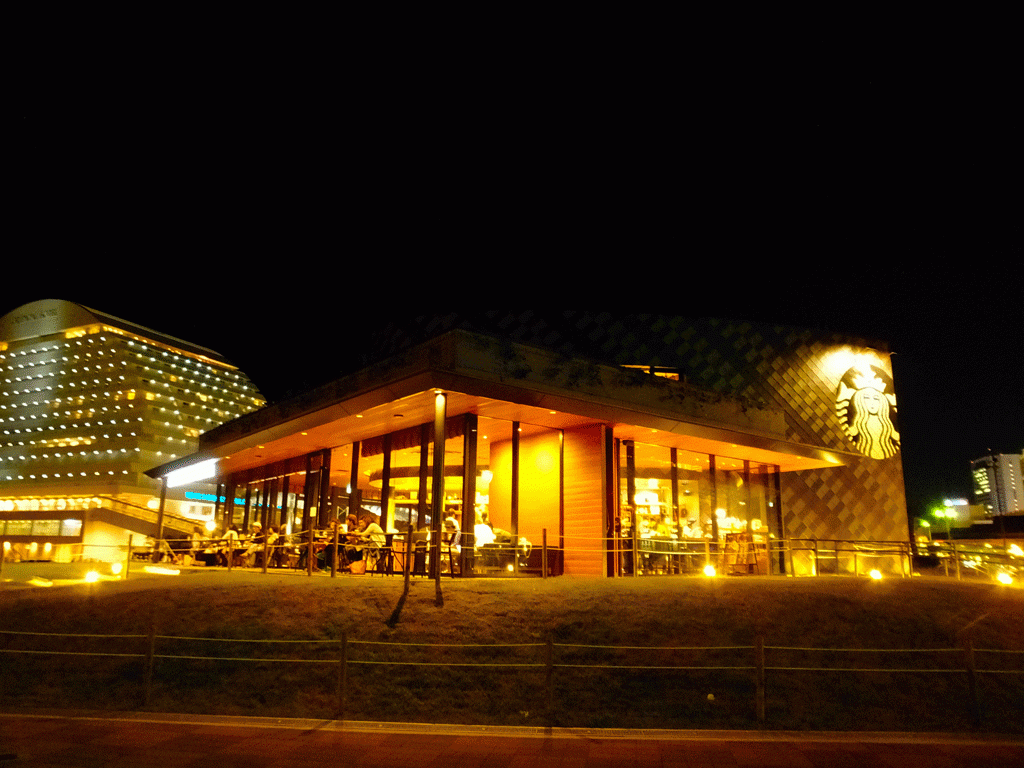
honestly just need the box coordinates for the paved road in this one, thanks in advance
[1,712,1022,767]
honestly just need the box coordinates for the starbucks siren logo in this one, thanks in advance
[835,365,900,459]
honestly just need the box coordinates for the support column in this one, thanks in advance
[349,443,360,521]
[709,455,720,543]
[430,392,447,584]
[156,477,168,542]
[243,485,253,531]
[224,483,236,531]
[773,465,785,574]
[462,414,478,576]
[381,434,392,531]
[214,482,225,531]
[511,421,520,575]
[603,426,616,578]
[743,460,752,534]
[626,441,637,576]
[418,426,429,531]
[280,475,291,532]
[318,450,331,527]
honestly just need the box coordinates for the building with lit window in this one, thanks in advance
[149,313,909,578]
[0,299,266,563]
[972,453,1024,517]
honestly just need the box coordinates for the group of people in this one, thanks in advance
[183,522,286,568]
[163,508,532,574]
[308,512,385,573]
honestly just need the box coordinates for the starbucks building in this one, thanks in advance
[149,314,909,578]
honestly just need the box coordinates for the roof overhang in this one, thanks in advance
[147,330,857,481]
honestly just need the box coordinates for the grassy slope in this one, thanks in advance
[1,573,1022,731]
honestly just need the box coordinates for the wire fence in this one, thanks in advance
[1,626,1021,728]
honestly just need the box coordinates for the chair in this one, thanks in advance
[411,531,429,576]
[441,530,460,576]
[369,534,395,576]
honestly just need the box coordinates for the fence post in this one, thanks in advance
[542,529,548,579]
[545,633,553,729]
[307,526,314,577]
[143,611,156,707]
[813,540,819,576]
[330,524,339,578]
[0,538,5,580]
[125,534,133,582]
[964,636,981,727]
[952,541,961,581]
[337,632,348,723]
[755,636,766,726]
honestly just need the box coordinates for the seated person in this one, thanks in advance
[318,518,345,570]
[443,514,461,553]
[345,513,385,564]
[474,510,496,548]
[244,522,265,565]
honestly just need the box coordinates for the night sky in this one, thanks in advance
[7,72,1020,520]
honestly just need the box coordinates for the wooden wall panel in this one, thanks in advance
[562,424,608,576]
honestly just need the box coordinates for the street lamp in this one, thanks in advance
[917,518,932,542]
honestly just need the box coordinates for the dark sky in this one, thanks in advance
[7,70,1019,519]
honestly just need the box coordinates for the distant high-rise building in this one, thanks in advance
[971,453,1024,516]
[0,299,265,562]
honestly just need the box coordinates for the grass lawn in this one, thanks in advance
[1,568,1022,732]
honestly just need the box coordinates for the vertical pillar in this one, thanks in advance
[743,460,752,534]
[243,485,253,531]
[224,482,236,530]
[268,477,280,529]
[709,455,720,543]
[349,442,360,522]
[156,477,168,542]
[773,465,785,575]
[318,450,331,527]
[381,434,392,531]
[261,479,271,530]
[418,426,429,530]
[622,444,630,577]
[670,448,680,574]
[602,426,616,578]
[430,392,447,582]
[558,430,565,555]
[462,414,478,576]
[214,482,225,531]
[303,454,318,532]
[280,475,291,533]
[670,448,680,527]
[511,421,520,575]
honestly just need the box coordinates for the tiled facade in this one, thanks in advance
[369,313,909,544]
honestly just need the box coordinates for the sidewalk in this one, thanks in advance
[2,711,1022,767]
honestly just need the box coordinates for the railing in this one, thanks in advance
[5,531,1018,587]
[0,628,1021,729]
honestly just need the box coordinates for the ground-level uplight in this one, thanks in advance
[869,569,883,580]
[84,571,100,583]
[703,564,717,577]
[143,565,180,576]
[996,573,1014,586]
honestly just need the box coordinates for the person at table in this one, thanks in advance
[318,518,344,571]
[244,522,265,566]
[215,525,235,566]
[345,513,385,564]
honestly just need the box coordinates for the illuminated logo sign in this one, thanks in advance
[835,365,900,459]
[165,458,218,488]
